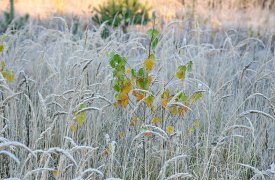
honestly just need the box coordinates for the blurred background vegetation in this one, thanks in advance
[0,0,274,34]
[0,0,29,32]
[179,0,275,9]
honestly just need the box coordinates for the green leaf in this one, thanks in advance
[110,53,126,69]
[190,92,203,104]
[148,29,159,50]
[110,55,116,68]
[0,61,5,71]
[179,93,187,102]
[116,63,125,72]
[151,38,158,50]
[187,61,193,71]
[0,45,4,53]
[148,29,159,39]
[131,69,136,77]
[138,68,144,77]
[113,83,120,92]
[178,65,187,71]
[74,103,87,127]
[115,70,125,81]
[136,73,149,90]
[176,65,187,80]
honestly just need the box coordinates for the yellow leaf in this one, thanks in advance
[115,93,122,101]
[194,119,200,129]
[131,78,136,86]
[119,92,129,108]
[53,170,59,177]
[178,102,189,116]
[188,127,194,135]
[161,90,172,108]
[143,54,156,71]
[151,117,160,124]
[119,132,125,139]
[132,90,144,101]
[169,106,177,115]
[74,103,87,127]
[148,75,153,83]
[151,105,157,112]
[121,81,132,94]
[161,89,170,99]
[136,93,145,101]
[161,99,168,108]
[166,126,174,136]
[130,117,140,126]
[176,65,186,79]
[2,70,15,82]
[132,90,138,97]
[126,68,131,75]
[70,123,77,132]
[145,95,154,107]
[176,70,185,79]
[190,92,203,104]
[75,112,86,127]
[121,98,128,108]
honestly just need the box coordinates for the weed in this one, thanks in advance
[92,0,150,37]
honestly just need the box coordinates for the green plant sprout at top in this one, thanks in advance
[92,0,150,33]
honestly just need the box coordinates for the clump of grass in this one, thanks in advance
[92,0,151,37]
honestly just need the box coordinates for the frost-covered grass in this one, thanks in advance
[0,19,275,180]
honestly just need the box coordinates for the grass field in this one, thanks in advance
[0,1,275,180]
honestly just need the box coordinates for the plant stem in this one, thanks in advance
[148,15,156,57]
[143,102,148,179]
[9,0,15,23]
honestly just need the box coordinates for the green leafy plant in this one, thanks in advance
[109,15,203,178]
[109,53,131,108]
[92,0,151,37]
[109,14,203,122]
